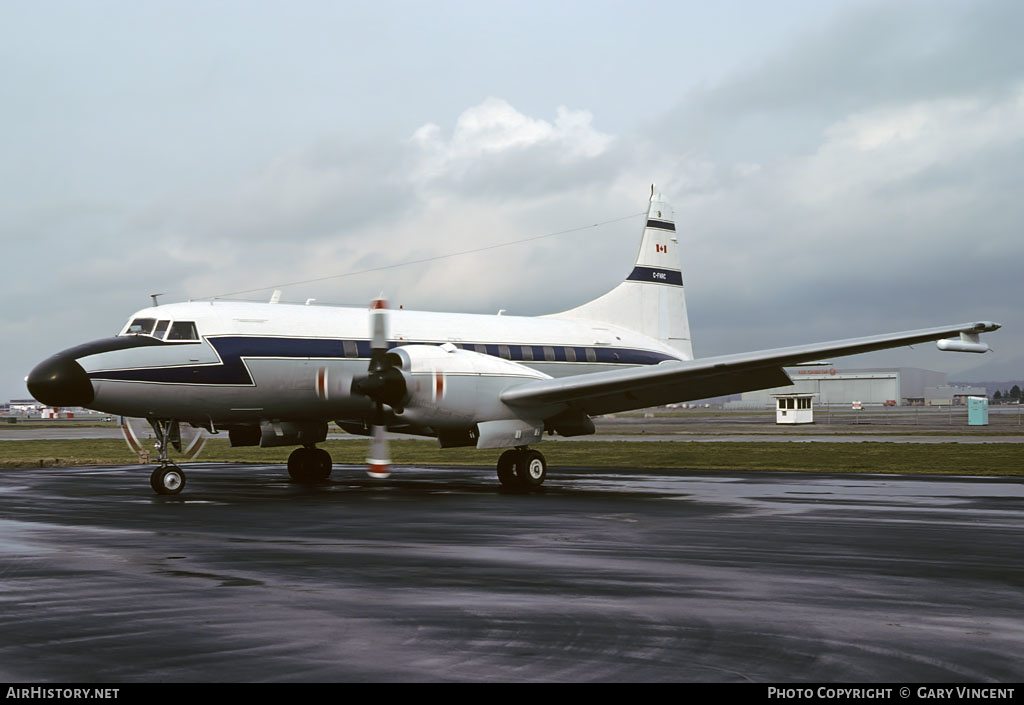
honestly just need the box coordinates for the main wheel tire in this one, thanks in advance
[313,448,333,481]
[496,449,518,487]
[150,465,186,495]
[514,449,546,488]
[288,447,312,482]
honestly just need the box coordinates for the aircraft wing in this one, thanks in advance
[501,321,1001,417]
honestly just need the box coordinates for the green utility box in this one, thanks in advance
[968,396,989,426]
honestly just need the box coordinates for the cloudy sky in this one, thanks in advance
[2,0,1021,401]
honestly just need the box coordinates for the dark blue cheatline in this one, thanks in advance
[87,336,681,386]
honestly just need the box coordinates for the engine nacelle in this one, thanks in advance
[385,344,550,433]
[227,421,328,448]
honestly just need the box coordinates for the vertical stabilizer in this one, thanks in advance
[550,187,694,359]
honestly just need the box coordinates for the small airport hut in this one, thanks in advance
[967,396,989,426]
[772,393,816,425]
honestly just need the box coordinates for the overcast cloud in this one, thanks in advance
[2,0,1022,400]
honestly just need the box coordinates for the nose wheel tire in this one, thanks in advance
[150,465,186,495]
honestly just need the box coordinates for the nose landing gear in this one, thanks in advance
[150,464,186,494]
[148,419,186,495]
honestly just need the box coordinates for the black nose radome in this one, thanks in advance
[27,354,94,407]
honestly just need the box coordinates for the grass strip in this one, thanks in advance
[0,438,1021,475]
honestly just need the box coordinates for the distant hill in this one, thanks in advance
[952,352,1023,386]
[950,381,1022,397]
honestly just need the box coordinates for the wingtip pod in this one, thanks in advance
[937,337,990,354]
[938,323,1001,353]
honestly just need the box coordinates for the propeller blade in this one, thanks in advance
[181,427,207,460]
[360,298,396,479]
[369,297,388,357]
[367,424,391,479]
[121,416,145,456]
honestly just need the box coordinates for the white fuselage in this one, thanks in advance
[80,300,683,426]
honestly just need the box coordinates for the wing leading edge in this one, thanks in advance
[501,321,1001,417]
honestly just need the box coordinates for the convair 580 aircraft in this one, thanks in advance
[27,189,1000,495]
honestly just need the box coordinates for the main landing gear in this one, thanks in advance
[287,446,333,483]
[496,447,547,489]
[149,419,186,496]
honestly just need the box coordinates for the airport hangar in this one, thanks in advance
[732,366,987,408]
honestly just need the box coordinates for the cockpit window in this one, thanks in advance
[153,320,170,339]
[167,321,199,341]
[126,318,156,335]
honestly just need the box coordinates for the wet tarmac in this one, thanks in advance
[1,463,1022,682]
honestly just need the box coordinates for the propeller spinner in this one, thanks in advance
[350,298,407,478]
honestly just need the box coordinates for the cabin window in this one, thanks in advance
[543,346,555,362]
[519,345,534,361]
[474,344,487,354]
[153,320,170,339]
[585,347,597,363]
[498,345,511,360]
[342,340,358,358]
[565,347,577,362]
[167,321,199,341]
[126,318,156,336]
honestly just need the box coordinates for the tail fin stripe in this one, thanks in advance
[646,219,676,231]
[626,266,683,286]
[548,187,694,360]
